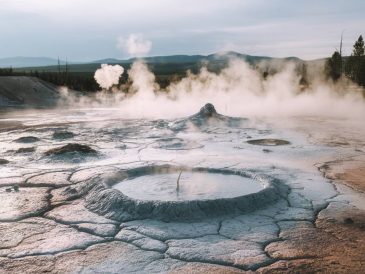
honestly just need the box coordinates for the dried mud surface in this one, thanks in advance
[0,110,364,273]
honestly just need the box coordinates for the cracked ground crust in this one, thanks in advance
[0,115,364,273]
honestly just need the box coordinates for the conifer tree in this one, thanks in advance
[345,35,365,86]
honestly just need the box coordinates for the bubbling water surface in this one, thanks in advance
[113,171,264,201]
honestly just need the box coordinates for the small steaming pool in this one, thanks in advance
[86,165,282,221]
[112,171,264,201]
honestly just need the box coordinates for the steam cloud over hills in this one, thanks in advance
[82,58,365,119]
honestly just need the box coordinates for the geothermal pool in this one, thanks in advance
[113,171,264,201]
[0,103,364,273]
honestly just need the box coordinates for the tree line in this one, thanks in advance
[325,35,365,87]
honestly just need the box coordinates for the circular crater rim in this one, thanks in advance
[85,165,282,221]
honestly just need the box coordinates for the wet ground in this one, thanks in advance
[0,106,364,273]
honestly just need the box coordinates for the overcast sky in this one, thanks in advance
[0,0,364,61]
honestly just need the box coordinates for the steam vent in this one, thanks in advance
[199,103,217,117]
[85,165,283,221]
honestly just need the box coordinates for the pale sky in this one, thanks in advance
[0,0,364,61]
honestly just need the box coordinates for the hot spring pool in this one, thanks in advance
[112,171,265,201]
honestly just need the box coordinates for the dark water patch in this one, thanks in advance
[14,136,40,143]
[152,119,169,129]
[344,217,354,224]
[258,130,272,135]
[152,138,203,150]
[44,143,97,156]
[247,139,290,146]
[15,147,36,153]
[117,144,127,150]
[52,131,75,140]
[0,158,10,165]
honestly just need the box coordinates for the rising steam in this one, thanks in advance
[94,64,124,90]
[117,34,152,57]
[64,58,365,120]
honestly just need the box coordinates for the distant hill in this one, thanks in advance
[100,52,302,64]
[128,54,207,64]
[90,58,122,64]
[0,57,71,68]
[0,52,327,94]
[91,54,211,64]
[3,51,307,70]
[206,51,301,62]
[9,52,311,74]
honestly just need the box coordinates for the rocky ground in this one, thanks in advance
[0,107,364,273]
[0,76,62,108]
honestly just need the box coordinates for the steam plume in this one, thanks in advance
[94,64,124,90]
[63,59,365,120]
[117,34,152,57]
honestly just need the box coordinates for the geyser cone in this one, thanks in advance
[198,103,218,118]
